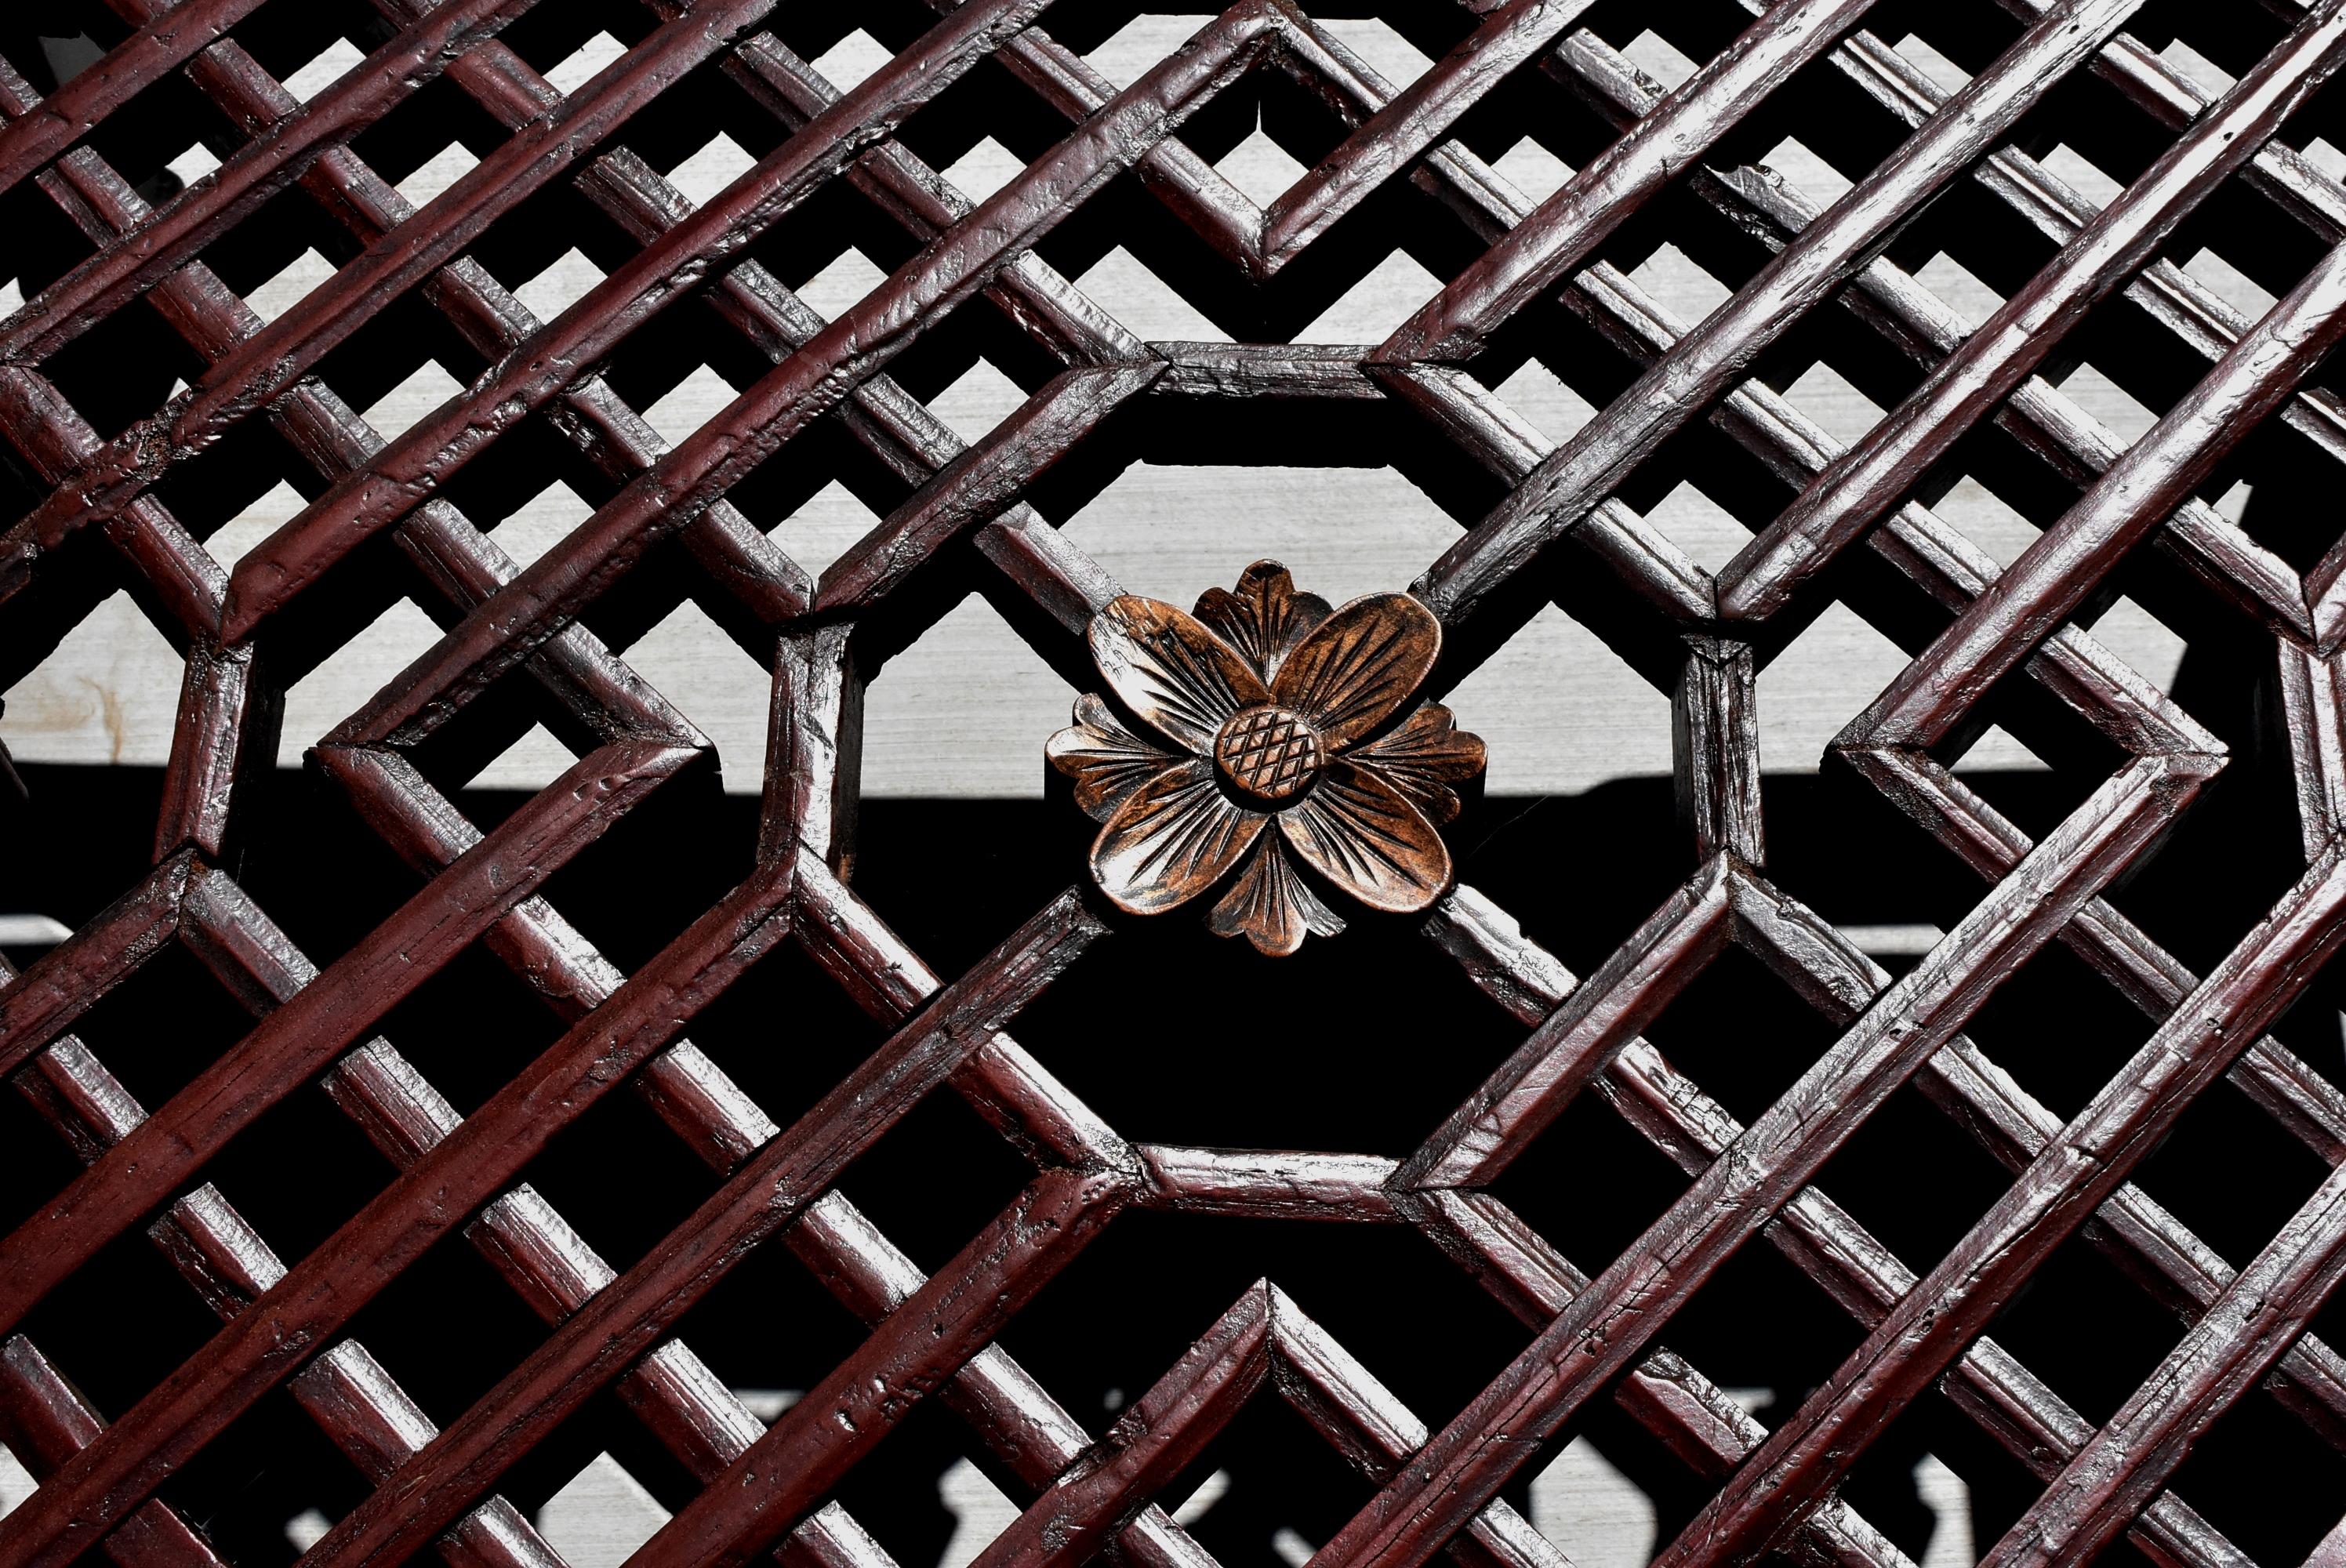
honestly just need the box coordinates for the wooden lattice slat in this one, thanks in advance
[4,0,2346,1566]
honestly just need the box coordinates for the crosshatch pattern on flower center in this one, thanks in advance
[1216,705,1323,802]
[5,2,2346,1566]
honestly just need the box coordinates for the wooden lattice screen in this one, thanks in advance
[7,0,2346,1565]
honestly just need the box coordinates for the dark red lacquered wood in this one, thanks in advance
[4,0,2346,1563]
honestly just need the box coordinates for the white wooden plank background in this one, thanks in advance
[0,17,2272,1559]
[0,20,2233,804]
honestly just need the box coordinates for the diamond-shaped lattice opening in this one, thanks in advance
[1626,241,1730,325]
[641,362,741,450]
[281,37,365,106]
[276,597,438,765]
[2,589,183,771]
[1640,479,1751,575]
[1530,1432,1672,1567]
[862,593,1073,800]
[1215,121,1309,209]
[360,359,466,444]
[1614,30,1699,92]
[2038,143,2125,212]
[926,359,1032,448]
[539,1451,670,1568]
[511,246,606,324]
[666,132,757,208]
[939,136,1028,206]
[2161,1353,2346,1563]
[394,138,480,210]
[1490,137,1574,205]
[809,28,895,93]
[544,30,626,98]
[1073,247,1229,341]
[1759,135,1855,208]
[243,246,338,325]
[797,245,891,322]
[1084,15,1215,89]
[1491,355,1597,445]
[1301,249,1443,341]
[1760,602,2041,776]
[9,2,2346,1555]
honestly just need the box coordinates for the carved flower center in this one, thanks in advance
[1214,705,1322,804]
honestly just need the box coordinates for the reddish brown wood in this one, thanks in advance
[5,2,2346,1563]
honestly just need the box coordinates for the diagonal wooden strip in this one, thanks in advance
[783,1192,1214,1568]
[2,949,586,1568]
[0,39,754,723]
[0,739,692,1341]
[1375,0,1880,361]
[1848,232,2346,750]
[1255,0,1606,271]
[973,1284,1276,1568]
[1718,0,2346,622]
[0,1337,227,1568]
[1396,852,1736,1189]
[1651,836,2346,1566]
[301,2,1283,749]
[0,0,272,199]
[1266,1292,1565,1568]
[0,0,794,594]
[0,845,802,1568]
[0,882,1100,1568]
[1981,1152,2346,1568]
[629,1169,1137,1568]
[0,0,543,362]
[1535,24,2315,642]
[814,361,1167,614]
[0,852,191,1078]
[216,0,1059,641]
[1316,746,2215,1568]
[0,358,223,638]
[1411,0,2145,632]
[1422,891,2262,1568]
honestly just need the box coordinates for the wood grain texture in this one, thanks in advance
[3,0,2345,1562]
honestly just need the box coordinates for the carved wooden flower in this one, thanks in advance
[1048,561,1486,954]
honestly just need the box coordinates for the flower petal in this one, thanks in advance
[1092,757,1266,915]
[1270,591,1440,749]
[1351,705,1487,826]
[1194,560,1331,681]
[1208,837,1346,955]
[1047,694,1182,822]
[1089,596,1270,754]
[1277,760,1451,913]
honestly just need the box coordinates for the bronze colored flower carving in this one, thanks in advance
[1048,561,1486,954]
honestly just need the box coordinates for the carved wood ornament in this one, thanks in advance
[1048,561,1483,952]
[6,0,2346,1564]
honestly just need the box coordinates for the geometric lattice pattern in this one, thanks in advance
[5,3,2346,1567]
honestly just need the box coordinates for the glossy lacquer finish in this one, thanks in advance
[2,2,2346,1566]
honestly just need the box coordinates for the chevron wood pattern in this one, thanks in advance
[4,2,2346,1566]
